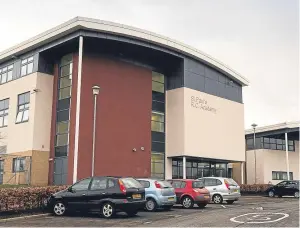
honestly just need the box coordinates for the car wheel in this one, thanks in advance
[53,201,66,216]
[101,202,115,219]
[126,210,138,217]
[181,196,194,209]
[212,194,223,204]
[197,203,207,208]
[145,198,157,212]
[294,191,299,198]
[226,200,234,204]
[268,191,275,197]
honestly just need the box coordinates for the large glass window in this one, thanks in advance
[151,71,165,179]
[12,157,25,172]
[272,171,293,180]
[0,99,9,127]
[21,56,34,76]
[0,64,13,84]
[151,111,164,132]
[151,153,164,178]
[72,178,92,191]
[16,92,30,123]
[246,136,295,151]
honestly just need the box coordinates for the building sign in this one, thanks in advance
[191,96,217,114]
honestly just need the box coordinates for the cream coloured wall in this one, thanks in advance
[166,87,245,163]
[0,73,53,154]
[246,142,299,184]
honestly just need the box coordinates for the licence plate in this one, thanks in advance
[168,197,175,201]
[234,189,239,193]
[204,195,210,199]
[132,194,141,199]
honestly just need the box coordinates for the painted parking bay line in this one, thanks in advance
[0,213,50,222]
[230,212,289,224]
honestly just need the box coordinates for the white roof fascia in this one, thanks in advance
[0,16,249,86]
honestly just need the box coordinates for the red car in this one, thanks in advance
[168,179,210,209]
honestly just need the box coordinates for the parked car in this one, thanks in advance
[265,180,299,198]
[137,178,176,211]
[167,179,210,209]
[198,177,241,204]
[47,176,146,218]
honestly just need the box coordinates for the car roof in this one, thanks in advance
[169,179,198,182]
[137,178,164,181]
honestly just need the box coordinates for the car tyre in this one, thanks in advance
[181,196,194,209]
[145,198,157,212]
[268,191,275,197]
[294,191,299,198]
[53,201,66,216]
[101,202,115,219]
[197,203,207,208]
[226,200,234,204]
[212,194,223,204]
[126,210,138,217]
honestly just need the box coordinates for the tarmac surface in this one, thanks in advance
[0,196,298,227]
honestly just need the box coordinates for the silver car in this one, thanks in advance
[137,178,176,211]
[198,177,241,204]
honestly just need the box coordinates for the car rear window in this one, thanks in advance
[225,178,238,186]
[120,178,143,189]
[157,180,172,188]
[138,180,150,188]
[192,181,204,188]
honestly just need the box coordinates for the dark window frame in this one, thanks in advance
[20,56,34,77]
[12,157,26,172]
[0,98,9,128]
[0,64,13,84]
[16,92,30,124]
[272,171,293,180]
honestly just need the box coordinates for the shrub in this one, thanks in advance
[240,184,271,194]
[0,185,69,212]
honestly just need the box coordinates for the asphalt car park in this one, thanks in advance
[0,196,298,227]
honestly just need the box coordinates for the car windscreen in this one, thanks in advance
[121,178,143,189]
[192,180,204,188]
[157,180,173,188]
[226,178,238,186]
[138,180,150,188]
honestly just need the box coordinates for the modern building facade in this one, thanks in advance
[0,17,249,186]
[245,122,299,184]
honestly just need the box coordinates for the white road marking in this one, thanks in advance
[0,213,50,222]
[230,212,289,224]
[221,205,226,208]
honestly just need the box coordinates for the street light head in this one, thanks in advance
[251,123,257,129]
[92,85,100,95]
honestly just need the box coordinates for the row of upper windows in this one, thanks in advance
[246,137,295,151]
[0,57,34,85]
[0,92,30,128]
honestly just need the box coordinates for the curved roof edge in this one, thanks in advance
[0,16,249,86]
[245,121,300,135]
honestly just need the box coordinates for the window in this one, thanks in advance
[192,181,204,188]
[0,64,13,84]
[171,181,185,188]
[172,160,183,179]
[257,137,296,152]
[120,178,143,188]
[72,178,92,191]
[108,179,116,188]
[152,72,165,93]
[21,56,34,76]
[12,157,25,172]
[151,111,164,132]
[0,99,9,127]
[272,171,293,180]
[90,178,107,190]
[16,92,30,123]
[151,153,164,178]
[204,178,217,186]
[0,160,3,171]
[138,180,150,188]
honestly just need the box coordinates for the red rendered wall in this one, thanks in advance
[75,55,152,180]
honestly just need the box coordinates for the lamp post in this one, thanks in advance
[251,123,257,184]
[92,85,100,177]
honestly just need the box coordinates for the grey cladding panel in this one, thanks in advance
[183,57,243,103]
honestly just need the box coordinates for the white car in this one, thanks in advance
[198,177,241,204]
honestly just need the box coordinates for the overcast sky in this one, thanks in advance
[0,0,298,128]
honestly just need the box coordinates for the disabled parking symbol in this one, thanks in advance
[230,213,289,224]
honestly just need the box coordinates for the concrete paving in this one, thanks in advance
[0,196,298,227]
